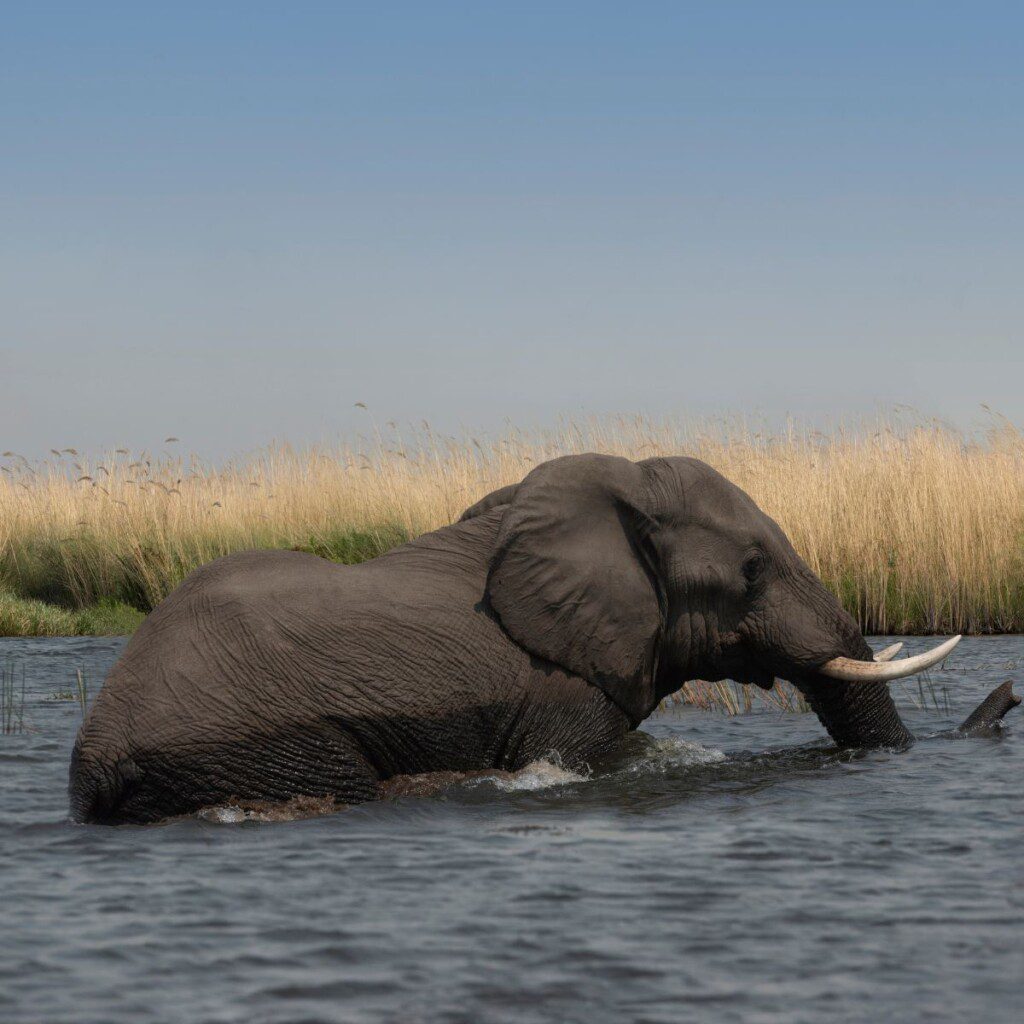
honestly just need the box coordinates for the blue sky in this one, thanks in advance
[2,2,1022,458]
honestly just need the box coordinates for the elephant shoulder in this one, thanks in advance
[369,510,504,580]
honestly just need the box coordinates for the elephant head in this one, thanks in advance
[467,453,957,748]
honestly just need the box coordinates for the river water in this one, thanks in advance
[1,635,1021,1024]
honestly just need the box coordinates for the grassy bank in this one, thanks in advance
[2,414,1024,638]
[0,592,145,638]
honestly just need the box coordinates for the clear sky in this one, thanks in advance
[2,2,1022,459]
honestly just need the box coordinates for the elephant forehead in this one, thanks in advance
[640,456,764,523]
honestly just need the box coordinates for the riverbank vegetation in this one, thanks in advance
[2,413,1023,639]
[0,592,145,637]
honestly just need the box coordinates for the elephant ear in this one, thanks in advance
[486,453,661,724]
[459,482,519,522]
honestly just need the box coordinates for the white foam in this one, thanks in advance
[618,736,726,777]
[467,752,591,792]
[198,805,249,824]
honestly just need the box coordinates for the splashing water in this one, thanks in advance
[610,735,727,780]
[197,793,345,823]
[465,752,592,792]
[200,742,727,822]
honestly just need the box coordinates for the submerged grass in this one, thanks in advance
[2,411,1023,644]
[2,658,27,734]
[75,668,89,719]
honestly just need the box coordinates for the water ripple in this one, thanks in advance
[1,635,1021,1024]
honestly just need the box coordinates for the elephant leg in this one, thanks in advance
[499,684,632,773]
[81,722,382,824]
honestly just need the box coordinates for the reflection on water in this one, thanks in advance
[0,635,1021,1024]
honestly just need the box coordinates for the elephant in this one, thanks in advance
[70,453,980,825]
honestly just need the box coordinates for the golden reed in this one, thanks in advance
[2,413,1023,638]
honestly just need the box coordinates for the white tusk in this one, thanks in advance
[819,636,961,683]
[873,642,903,662]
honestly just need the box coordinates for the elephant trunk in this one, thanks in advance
[799,670,1018,748]
[800,675,915,749]
[769,572,925,749]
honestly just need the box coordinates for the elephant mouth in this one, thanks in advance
[740,664,777,691]
[707,652,777,691]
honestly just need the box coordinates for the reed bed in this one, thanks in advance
[2,413,1023,644]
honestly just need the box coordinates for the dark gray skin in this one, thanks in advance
[945,681,1019,737]
[68,453,1000,825]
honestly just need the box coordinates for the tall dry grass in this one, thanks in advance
[2,414,1024,635]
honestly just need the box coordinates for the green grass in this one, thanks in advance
[291,524,409,564]
[0,592,146,638]
[72,598,148,635]
[0,592,78,636]
[0,525,410,636]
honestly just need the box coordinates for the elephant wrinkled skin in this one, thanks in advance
[70,454,967,824]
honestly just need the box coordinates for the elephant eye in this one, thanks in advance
[742,552,765,584]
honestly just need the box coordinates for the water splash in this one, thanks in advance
[199,742,726,822]
[613,736,726,779]
[466,752,591,792]
[197,794,344,823]
[199,805,250,824]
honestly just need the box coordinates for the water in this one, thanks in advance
[1,636,1021,1024]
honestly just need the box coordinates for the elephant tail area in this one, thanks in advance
[68,737,140,825]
